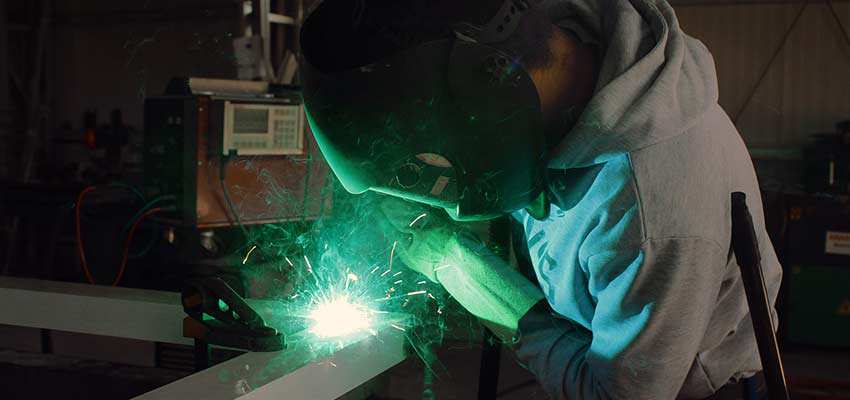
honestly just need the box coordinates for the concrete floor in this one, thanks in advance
[1,334,848,399]
[374,341,547,400]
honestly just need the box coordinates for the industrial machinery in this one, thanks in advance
[803,120,850,194]
[780,193,850,348]
[144,77,330,229]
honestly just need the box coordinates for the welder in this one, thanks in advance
[299,0,782,399]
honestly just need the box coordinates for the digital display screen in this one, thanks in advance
[233,108,269,134]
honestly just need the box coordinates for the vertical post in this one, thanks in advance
[271,0,286,76]
[0,0,10,179]
[22,0,51,181]
[730,192,790,400]
[477,330,502,400]
[477,216,510,400]
[194,338,211,372]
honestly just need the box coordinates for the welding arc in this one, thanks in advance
[75,186,163,286]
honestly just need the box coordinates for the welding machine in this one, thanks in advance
[781,194,850,348]
[144,77,330,229]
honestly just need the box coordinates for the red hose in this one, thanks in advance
[75,185,161,286]
[112,207,162,286]
[75,186,98,284]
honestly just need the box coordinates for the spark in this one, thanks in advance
[242,245,257,265]
[417,281,427,285]
[304,256,314,273]
[406,290,427,296]
[389,241,398,271]
[369,266,380,275]
[284,257,294,267]
[408,213,428,227]
[308,296,373,339]
[390,324,406,332]
[380,269,391,277]
[394,280,403,285]
[392,271,403,277]
[345,273,359,290]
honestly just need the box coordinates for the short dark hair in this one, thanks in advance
[303,0,554,72]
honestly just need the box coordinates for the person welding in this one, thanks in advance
[299,0,782,398]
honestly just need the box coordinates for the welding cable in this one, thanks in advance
[108,182,146,205]
[76,185,165,285]
[75,186,99,284]
[121,195,176,258]
[121,195,175,234]
[112,207,163,286]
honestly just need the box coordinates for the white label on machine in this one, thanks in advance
[825,230,850,256]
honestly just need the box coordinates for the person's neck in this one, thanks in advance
[529,27,598,150]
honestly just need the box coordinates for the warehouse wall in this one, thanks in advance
[47,1,850,147]
[674,1,850,147]
[50,0,240,132]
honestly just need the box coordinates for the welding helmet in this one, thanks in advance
[301,0,546,221]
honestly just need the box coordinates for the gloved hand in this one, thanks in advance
[379,196,545,341]
[379,197,479,283]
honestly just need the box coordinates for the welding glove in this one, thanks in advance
[379,197,479,283]
[379,196,545,341]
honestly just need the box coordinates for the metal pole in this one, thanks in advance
[730,192,790,400]
[3,0,51,276]
[271,0,285,75]
[0,0,11,179]
[21,0,51,181]
[476,216,510,400]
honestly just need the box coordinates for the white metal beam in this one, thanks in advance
[0,277,191,345]
[0,278,410,399]
[136,326,407,400]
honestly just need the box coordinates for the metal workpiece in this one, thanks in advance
[0,277,191,345]
[136,324,407,400]
[0,278,409,399]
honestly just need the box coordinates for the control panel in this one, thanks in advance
[222,101,305,156]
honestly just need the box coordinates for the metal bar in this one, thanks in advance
[0,277,410,399]
[136,324,407,400]
[271,1,286,79]
[258,0,271,79]
[268,13,295,25]
[730,192,790,400]
[477,331,501,400]
[0,277,192,345]
[194,338,211,371]
[0,0,10,179]
[0,277,288,346]
[22,0,51,181]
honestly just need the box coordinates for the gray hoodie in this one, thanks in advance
[511,0,782,398]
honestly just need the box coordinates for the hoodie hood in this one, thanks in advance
[542,0,719,169]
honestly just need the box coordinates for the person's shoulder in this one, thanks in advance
[628,104,742,243]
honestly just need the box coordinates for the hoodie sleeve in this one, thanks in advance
[514,236,727,399]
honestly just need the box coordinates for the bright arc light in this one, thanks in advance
[309,296,372,338]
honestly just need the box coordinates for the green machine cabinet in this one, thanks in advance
[782,194,850,348]
[787,264,850,347]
